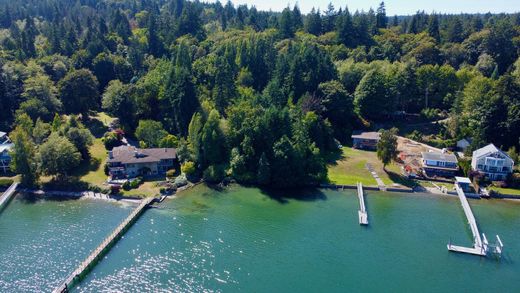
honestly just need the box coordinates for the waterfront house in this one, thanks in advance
[108,145,177,179]
[351,131,381,151]
[421,151,459,178]
[0,132,13,173]
[471,144,514,181]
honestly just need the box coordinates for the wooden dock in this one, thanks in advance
[447,184,487,256]
[357,182,368,225]
[0,182,18,211]
[53,197,155,293]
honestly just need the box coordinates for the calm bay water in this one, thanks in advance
[73,185,519,292]
[0,195,132,292]
[1,186,520,292]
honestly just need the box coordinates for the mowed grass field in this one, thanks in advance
[327,148,378,186]
[327,147,415,188]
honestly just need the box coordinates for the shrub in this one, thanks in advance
[122,181,131,190]
[181,161,196,175]
[102,131,121,150]
[420,108,440,120]
[166,169,176,178]
[174,173,188,187]
[129,180,140,189]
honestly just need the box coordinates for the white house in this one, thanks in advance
[0,131,13,173]
[471,144,514,181]
[421,151,459,178]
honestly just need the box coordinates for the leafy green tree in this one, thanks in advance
[317,80,354,141]
[64,124,94,159]
[181,161,196,175]
[58,69,99,118]
[135,120,168,148]
[187,112,204,164]
[32,118,51,144]
[19,74,61,121]
[159,134,179,148]
[9,126,38,187]
[38,133,81,178]
[354,70,390,120]
[201,109,227,167]
[376,128,398,170]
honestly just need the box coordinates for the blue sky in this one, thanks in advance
[207,0,520,15]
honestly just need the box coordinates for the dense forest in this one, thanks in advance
[2,0,520,188]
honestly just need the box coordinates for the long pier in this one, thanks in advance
[447,184,487,256]
[0,182,18,211]
[53,197,155,293]
[357,182,368,225]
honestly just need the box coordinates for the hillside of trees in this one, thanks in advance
[2,0,520,188]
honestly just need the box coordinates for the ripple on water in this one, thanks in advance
[0,196,131,292]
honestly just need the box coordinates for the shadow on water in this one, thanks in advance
[15,192,81,205]
[259,187,328,204]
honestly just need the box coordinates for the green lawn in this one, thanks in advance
[489,187,520,196]
[327,147,416,188]
[75,138,108,187]
[90,112,116,127]
[327,148,378,186]
[121,180,162,198]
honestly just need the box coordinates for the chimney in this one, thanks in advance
[134,150,139,158]
[108,151,113,159]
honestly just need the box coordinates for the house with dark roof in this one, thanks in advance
[351,131,381,151]
[421,151,459,178]
[471,144,514,181]
[108,145,177,179]
[0,131,13,173]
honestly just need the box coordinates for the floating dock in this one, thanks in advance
[0,182,18,212]
[357,182,368,225]
[53,197,155,293]
[447,184,487,256]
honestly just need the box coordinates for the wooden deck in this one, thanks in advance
[357,182,368,225]
[0,182,18,211]
[447,184,487,256]
[53,197,155,293]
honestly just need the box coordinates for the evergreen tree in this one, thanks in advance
[376,2,387,29]
[305,8,322,36]
[427,14,440,42]
[279,7,294,38]
[147,14,164,57]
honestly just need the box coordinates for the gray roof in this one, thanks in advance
[351,131,381,140]
[0,143,13,153]
[472,144,512,161]
[109,145,176,164]
[421,151,458,163]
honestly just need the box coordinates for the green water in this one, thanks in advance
[1,187,520,292]
[0,195,132,292]
[68,185,519,292]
